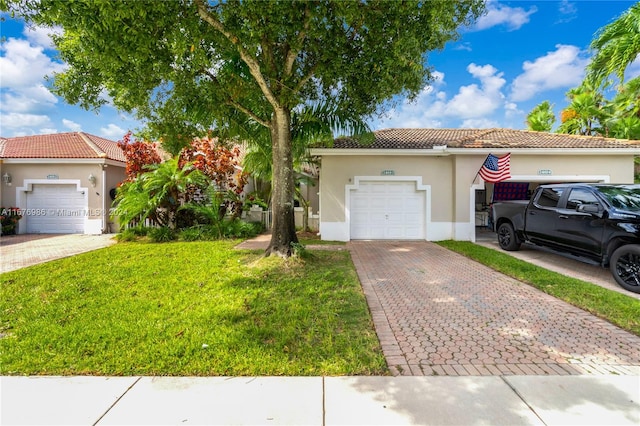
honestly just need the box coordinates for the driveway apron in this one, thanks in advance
[348,241,640,377]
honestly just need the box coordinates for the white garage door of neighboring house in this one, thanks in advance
[350,181,425,240]
[26,184,86,234]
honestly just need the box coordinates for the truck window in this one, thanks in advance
[535,187,564,208]
[596,186,640,211]
[566,188,599,210]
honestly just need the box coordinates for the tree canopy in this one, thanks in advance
[5,0,485,256]
[586,2,640,87]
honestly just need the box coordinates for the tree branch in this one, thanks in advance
[195,0,280,111]
[201,69,271,128]
[283,3,311,78]
[293,63,319,94]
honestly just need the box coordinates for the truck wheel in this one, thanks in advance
[610,245,640,294]
[497,223,521,251]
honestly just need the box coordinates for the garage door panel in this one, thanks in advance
[370,183,388,194]
[352,195,370,208]
[350,181,425,240]
[26,184,86,234]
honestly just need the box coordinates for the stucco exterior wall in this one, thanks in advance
[319,155,454,222]
[317,151,637,242]
[0,161,125,234]
[508,154,633,182]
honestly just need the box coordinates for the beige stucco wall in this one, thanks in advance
[317,150,637,242]
[319,154,455,223]
[0,161,125,233]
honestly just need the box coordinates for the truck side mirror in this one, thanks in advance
[577,204,602,216]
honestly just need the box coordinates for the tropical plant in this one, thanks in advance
[586,2,640,87]
[556,83,607,135]
[240,101,371,231]
[117,131,163,182]
[526,101,556,132]
[6,0,485,257]
[179,137,248,219]
[113,158,209,229]
[0,207,22,235]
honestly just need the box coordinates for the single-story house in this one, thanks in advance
[0,132,126,234]
[311,128,640,242]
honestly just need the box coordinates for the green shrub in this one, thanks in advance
[222,219,264,238]
[179,227,203,241]
[115,228,139,242]
[290,242,309,258]
[132,226,151,236]
[148,226,176,242]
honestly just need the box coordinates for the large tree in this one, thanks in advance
[6,0,485,256]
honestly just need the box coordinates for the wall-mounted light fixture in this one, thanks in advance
[2,172,11,186]
[88,173,97,187]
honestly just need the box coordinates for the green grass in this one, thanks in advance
[0,241,386,376]
[437,240,640,337]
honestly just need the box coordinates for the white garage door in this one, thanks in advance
[350,181,425,240]
[26,184,86,234]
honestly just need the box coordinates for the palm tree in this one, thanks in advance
[594,77,640,139]
[526,101,556,132]
[231,101,371,233]
[113,158,209,228]
[556,83,607,135]
[586,2,640,87]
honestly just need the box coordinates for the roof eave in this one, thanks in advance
[312,147,640,156]
[448,148,640,155]
[310,148,451,156]
[0,157,125,164]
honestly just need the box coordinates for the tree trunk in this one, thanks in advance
[266,107,299,257]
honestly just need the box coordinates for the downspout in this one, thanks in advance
[101,163,108,233]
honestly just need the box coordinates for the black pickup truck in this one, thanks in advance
[491,183,640,293]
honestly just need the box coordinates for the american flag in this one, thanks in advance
[478,153,511,183]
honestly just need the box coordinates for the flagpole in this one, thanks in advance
[472,154,491,184]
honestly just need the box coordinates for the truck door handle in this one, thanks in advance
[529,211,536,215]
[559,215,569,219]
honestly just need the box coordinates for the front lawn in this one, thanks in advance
[0,241,386,376]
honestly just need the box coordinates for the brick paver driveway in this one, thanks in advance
[349,241,640,377]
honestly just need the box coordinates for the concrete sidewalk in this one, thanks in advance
[2,375,638,425]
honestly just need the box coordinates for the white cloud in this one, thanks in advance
[460,118,500,128]
[556,0,577,24]
[0,38,64,88]
[454,42,473,52]
[0,112,54,131]
[473,1,537,32]
[1,85,58,113]
[444,64,506,118]
[509,44,588,102]
[100,123,126,139]
[504,102,521,119]
[0,36,65,132]
[23,24,62,50]
[372,63,513,129]
[62,119,82,131]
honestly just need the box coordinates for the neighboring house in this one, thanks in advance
[0,132,126,235]
[311,128,640,242]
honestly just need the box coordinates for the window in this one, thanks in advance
[566,188,599,210]
[535,187,564,208]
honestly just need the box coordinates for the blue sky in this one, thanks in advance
[1,1,638,141]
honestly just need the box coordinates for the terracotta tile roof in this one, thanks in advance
[0,132,126,162]
[333,128,640,149]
